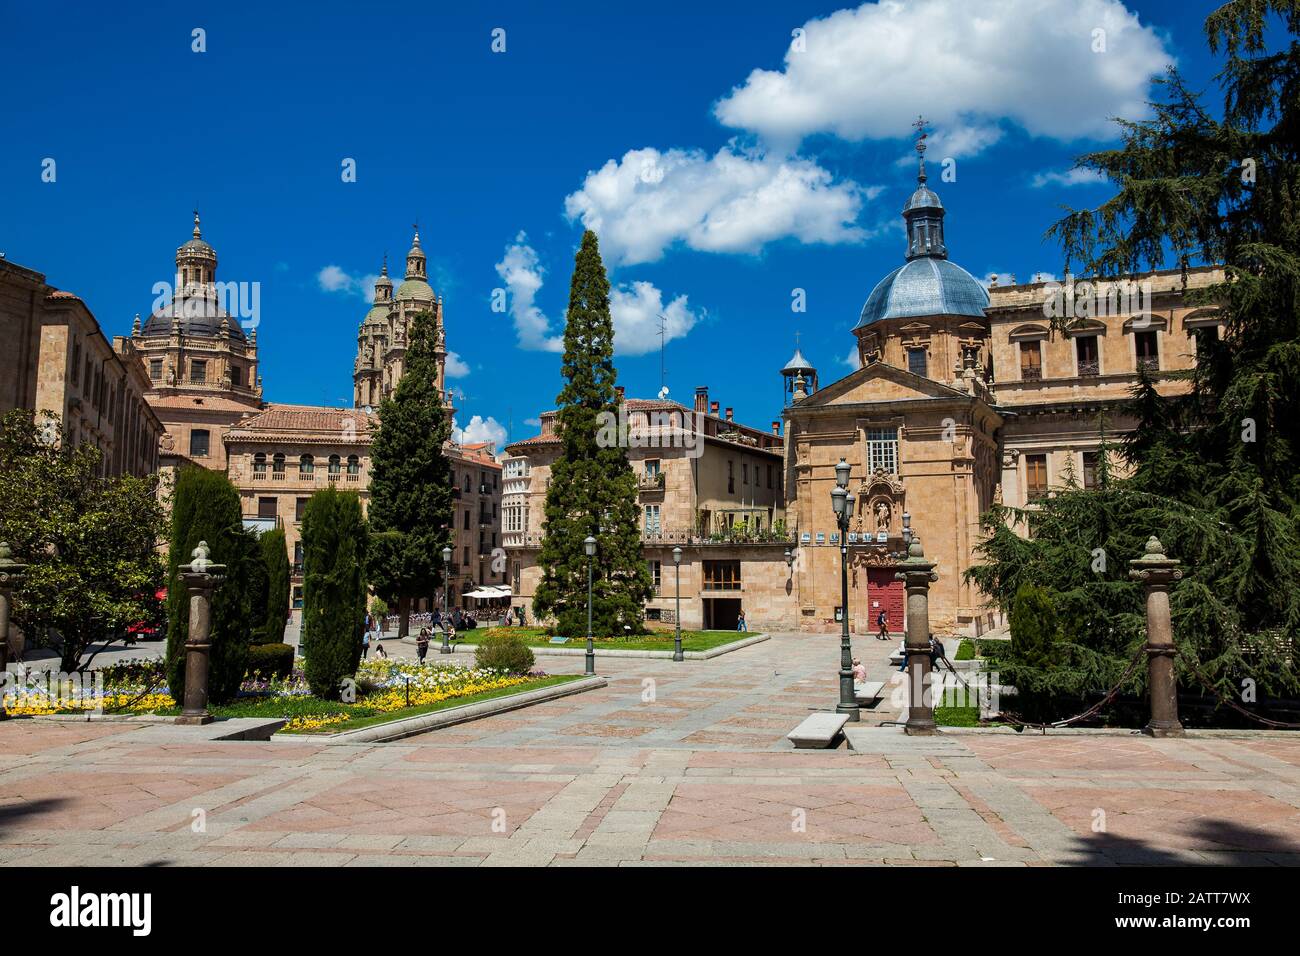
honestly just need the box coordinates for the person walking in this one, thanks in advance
[416,627,429,664]
[361,628,370,660]
[876,608,890,640]
[736,608,747,632]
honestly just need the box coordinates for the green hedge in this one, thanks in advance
[474,632,535,674]
[245,642,294,680]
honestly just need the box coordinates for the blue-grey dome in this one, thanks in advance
[854,257,989,329]
[904,185,943,212]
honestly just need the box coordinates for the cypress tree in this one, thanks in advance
[165,467,251,705]
[366,309,454,638]
[533,231,652,636]
[301,487,368,699]
[259,526,290,644]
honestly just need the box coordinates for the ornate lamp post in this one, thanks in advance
[440,545,454,654]
[830,458,859,721]
[1129,536,1185,737]
[896,534,939,735]
[584,535,597,676]
[0,543,27,674]
[672,546,684,662]
[175,541,226,726]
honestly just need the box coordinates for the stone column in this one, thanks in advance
[0,543,27,673]
[1128,536,1184,738]
[175,541,226,726]
[897,537,939,735]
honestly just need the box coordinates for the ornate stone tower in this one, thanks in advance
[352,227,452,413]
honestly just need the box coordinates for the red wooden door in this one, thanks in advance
[866,568,905,634]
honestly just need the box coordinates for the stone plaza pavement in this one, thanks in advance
[1,632,1298,867]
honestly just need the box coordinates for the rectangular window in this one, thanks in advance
[767,464,773,489]
[644,459,660,478]
[644,504,661,535]
[727,460,734,494]
[1082,452,1099,490]
[1135,330,1159,372]
[149,359,163,380]
[1026,454,1048,501]
[702,560,741,590]
[190,360,207,384]
[866,427,899,475]
[463,510,470,530]
[189,429,210,457]
[258,496,277,519]
[230,365,242,387]
[742,463,749,485]
[1075,336,1099,377]
[292,586,303,609]
[295,497,309,522]
[293,541,303,574]
[907,348,927,377]
[1019,341,1042,381]
[462,546,470,568]
[647,559,661,590]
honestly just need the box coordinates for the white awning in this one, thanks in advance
[461,586,513,600]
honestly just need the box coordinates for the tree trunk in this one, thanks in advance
[398,594,410,639]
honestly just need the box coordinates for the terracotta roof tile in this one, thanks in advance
[226,403,377,438]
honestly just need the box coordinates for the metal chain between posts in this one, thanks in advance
[988,642,1148,733]
[1175,647,1300,730]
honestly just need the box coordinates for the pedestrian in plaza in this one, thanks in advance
[360,629,370,660]
[736,607,747,632]
[374,637,388,659]
[876,608,890,640]
[416,627,429,663]
[852,657,867,681]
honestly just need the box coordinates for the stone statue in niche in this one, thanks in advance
[874,500,891,533]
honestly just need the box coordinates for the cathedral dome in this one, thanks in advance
[395,278,434,302]
[855,257,988,328]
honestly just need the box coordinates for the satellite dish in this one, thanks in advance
[657,385,669,400]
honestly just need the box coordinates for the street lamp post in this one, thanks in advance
[584,536,597,676]
[0,543,27,675]
[672,546,683,662]
[440,545,453,654]
[830,458,859,721]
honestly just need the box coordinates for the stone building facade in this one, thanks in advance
[0,257,162,477]
[503,390,792,632]
[133,214,264,480]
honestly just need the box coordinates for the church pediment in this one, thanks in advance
[794,360,973,408]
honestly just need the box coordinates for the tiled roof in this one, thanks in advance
[226,403,376,439]
[46,290,81,300]
[147,393,264,414]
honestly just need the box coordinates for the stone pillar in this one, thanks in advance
[1128,536,1184,738]
[896,536,939,735]
[0,543,27,673]
[175,541,226,726]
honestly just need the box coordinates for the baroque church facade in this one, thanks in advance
[783,131,1222,635]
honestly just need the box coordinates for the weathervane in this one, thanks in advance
[912,115,929,181]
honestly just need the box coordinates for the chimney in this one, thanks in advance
[710,401,719,415]
[614,385,625,402]
[724,407,734,422]
[771,420,780,436]
[694,385,709,414]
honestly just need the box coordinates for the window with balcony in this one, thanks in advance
[328,454,341,480]
[346,454,360,476]
[866,427,899,475]
[1075,336,1099,377]
[1019,341,1042,381]
[190,360,207,384]
[189,429,210,457]
[272,453,286,478]
[1026,454,1049,501]
[907,348,927,377]
[702,560,741,591]
[299,454,314,477]
[253,452,267,477]
[1135,330,1159,372]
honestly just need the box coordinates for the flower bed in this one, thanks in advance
[2,656,554,733]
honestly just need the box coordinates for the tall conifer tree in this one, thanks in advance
[533,231,652,636]
[366,309,454,637]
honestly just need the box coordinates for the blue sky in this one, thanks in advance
[1,0,1225,446]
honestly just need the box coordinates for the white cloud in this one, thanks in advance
[453,415,508,449]
[445,351,470,378]
[714,0,1173,154]
[495,233,563,352]
[1031,167,1108,188]
[563,145,871,266]
[609,281,702,357]
[317,265,383,298]
[844,343,862,370]
[524,417,542,428]
[982,271,1018,289]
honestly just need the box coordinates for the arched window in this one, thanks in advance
[253,452,266,476]
[272,453,286,476]
[300,454,314,476]
[346,454,360,475]
[328,454,342,476]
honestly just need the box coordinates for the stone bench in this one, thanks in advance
[854,680,886,703]
[787,712,850,749]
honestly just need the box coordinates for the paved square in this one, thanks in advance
[1,633,1298,866]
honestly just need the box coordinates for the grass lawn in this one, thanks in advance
[955,639,976,661]
[455,627,760,653]
[153,674,583,735]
